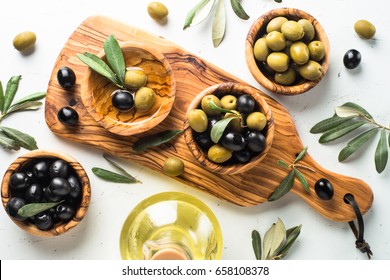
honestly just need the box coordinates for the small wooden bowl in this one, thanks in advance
[1,150,91,237]
[80,41,176,136]
[245,8,330,95]
[183,82,274,175]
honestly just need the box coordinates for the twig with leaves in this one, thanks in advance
[252,218,301,260]
[0,75,46,151]
[269,146,314,201]
[311,102,389,173]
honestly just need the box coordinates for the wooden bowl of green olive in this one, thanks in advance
[1,150,91,237]
[80,41,176,136]
[245,8,330,95]
[183,82,274,175]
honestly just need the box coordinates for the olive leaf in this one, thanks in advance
[338,128,378,162]
[77,52,120,86]
[9,92,46,109]
[208,100,237,114]
[230,0,250,20]
[375,129,388,174]
[0,126,38,150]
[251,230,262,260]
[0,131,20,150]
[212,0,226,47]
[103,153,141,183]
[210,117,236,143]
[312,102,390,173]
[268,169,295,201]
[92,167,138,183]
[0,81,4,113]
[104,35,126,85]
[293,145,308,163]
[252,218,301,260]
[5,101,43,117]
[3,75,22,114]
[277,160,289,169]
[294,168,309,193]
[183,0,216,29]
[133,130,183,152]
[17,201,63,218]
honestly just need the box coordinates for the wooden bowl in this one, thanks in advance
[183,82,274,175]
[1,150,91,237]
[80,41,176,136]
[245,8,330,95]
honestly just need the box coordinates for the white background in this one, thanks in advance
[1,0,389,260]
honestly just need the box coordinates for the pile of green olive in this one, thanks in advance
[111,67,156,113]
[188,93,268,165]
[253,16,325,85]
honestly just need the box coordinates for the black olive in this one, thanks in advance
[237,94,256,114]
[50,159,70,178]
[55,204,75,221]
[343,49,361,69]
[314,178,334,200]
[35,212,54,230]
[32,160,51,179]
[49,177,71,196]
[207,116,221,132]
[233,148,252,164]
[5,197,27,221]
[9,172,30,191]
[57,66,76,90]
[44,187,62,202]
[247,131,266,153]
[194,132,213,151]
[221,132,247,151]
[112,90,134,111]
[57,106,79,126]
[25,183,43,203]
[68,175,82,199]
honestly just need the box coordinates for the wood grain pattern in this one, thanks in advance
[183,82,274,175]
[1,150,91,237]
[80,41,176,136]
[245,8,330,95]
[44,16,372,222]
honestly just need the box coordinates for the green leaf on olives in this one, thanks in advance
[17,201,63,218]
[210,117,237,143]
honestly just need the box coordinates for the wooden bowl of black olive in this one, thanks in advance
[245,8,330,95]
[1,150,91,237]
[183,82,274,175]
[80,41,176,136]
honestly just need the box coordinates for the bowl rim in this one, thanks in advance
[80,40,176,136]
[183,82,274,175]
[1,149,91,237]
[245,7,330,95]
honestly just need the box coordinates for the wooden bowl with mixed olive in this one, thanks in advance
[183,82,274,175]
[1,150,91,237]
[245,8,330,95]
[80,41,176,136]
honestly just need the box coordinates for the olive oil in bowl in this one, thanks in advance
[119,192,223,260]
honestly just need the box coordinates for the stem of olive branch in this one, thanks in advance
[289,163,316,173]
[363,115,390,132]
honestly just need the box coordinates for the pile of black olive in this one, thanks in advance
[189,93,268,165]
[5,158,82,231]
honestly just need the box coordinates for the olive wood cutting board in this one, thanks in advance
[45,15,373,222]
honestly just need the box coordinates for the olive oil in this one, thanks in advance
[120,192,223,260]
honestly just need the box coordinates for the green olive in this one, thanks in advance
[281,20,304,41]
[207,144,232,163]
[253,38,270,62]
[163,157,184,177]
[274,68,296,86]
[290,41,310,65]
[147,2,169,22]
[220,95,237,110]
[13,31,36,52]
[308,41,325,61]
[266,17,288,33]
[201,95,222,116]
[265,31,286,51]
[188,109,208,133]
[299,60,322,80]
[354,19,376,39]
[266,52,290,72]
[246,112,267,131]
[224,110,242,132]
[124,68,147,89]
[134,87,156,113]
[298,19,315,42]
